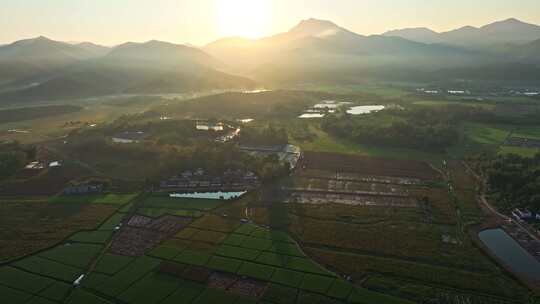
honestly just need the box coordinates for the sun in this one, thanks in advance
[215,0,271,39]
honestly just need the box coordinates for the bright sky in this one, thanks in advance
[1,0,540,46]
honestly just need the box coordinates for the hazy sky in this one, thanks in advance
[1,0,540,46]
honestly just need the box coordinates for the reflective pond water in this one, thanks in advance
[347,105,385,115]
[299,113,325,119]
[479,228,540,280]
[170,191,247,200]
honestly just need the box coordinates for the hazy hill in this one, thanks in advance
[74,42,110,57]
[0,40,254,103]
[0,36,104,63]
[383,27,442,44]
[384,18,540,47]
[0,36,107,84]
[495,38,540,64]
[106,40,220,68]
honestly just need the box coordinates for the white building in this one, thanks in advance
[112,131,146,144]
[196,121,224,131]
[49,161,62,168]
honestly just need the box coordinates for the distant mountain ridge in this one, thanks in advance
[1,17,540,102]
[204,18,491,84]
[0,38,255,103]
[0,36,109,84]
[383,18,540,46]
[0,36,106,63]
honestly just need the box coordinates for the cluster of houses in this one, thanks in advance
[196,121,224,132]
[24,160,62,170]
[505,137,540,149]
[415,88,471,95]
[112,131,147,144]
[512,208,540,222]
[160,168,260,191]
[239,144,302,170]
[63,182,104,195]
[216,128,241,143]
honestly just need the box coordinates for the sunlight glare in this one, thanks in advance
[215,0,271,38]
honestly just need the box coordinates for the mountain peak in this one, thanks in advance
[454,25,478,32]
[383,27,441,44]
[504,17,522,23]
[385,27,438,35]
[9,36,61,48]
[297,18,339,28]
[34,36,52,41]
[482,17,539,30]
[289,18,343,37]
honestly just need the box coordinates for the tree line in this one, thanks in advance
[0,141,36,180]
[486,153,540,212]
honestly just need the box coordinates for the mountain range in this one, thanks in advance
[0,38,254,103]
[205,18,540,84]
[1,17,540,103]
[383,18,540,46]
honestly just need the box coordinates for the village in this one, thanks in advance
[159,168,260,192]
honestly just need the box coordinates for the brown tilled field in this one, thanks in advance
[299,152,440,180]
[110,215,192,256]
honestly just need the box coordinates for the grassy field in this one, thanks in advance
[49,193,139,205]
[412,99,496,110]
[499,146,540,157]
[0,105,82,124]
[463,123,513,145]
[0,205,411,304]
[0,96,167,144]
[286,122,443,163]
[512,125,540,139]
[0,200,117,261]
[289,84,411,98]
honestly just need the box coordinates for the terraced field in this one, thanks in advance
[0,153,532,303]
[250,153,529,303]
[0,205,412,304]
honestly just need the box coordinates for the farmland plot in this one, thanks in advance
[299,152,440,181]
[0,201,116,261]
[252,152,528,302]
[109,215,192,256]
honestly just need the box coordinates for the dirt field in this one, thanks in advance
[299,152,440,180]
[109,215,192,256]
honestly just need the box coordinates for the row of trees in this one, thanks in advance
[239,125,289,146]
[486,153,540,212]
[321,108,462,152]
[67,126,290,183]
[0,142,36,180]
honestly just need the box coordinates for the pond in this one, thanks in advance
[347,105,385,115]
[299,113,325,119]
[479,228,540,280]
[170,191,247,200]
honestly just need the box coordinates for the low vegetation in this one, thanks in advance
[485,153,540,212]
[0,105,82,124]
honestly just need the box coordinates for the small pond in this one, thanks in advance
[299,113,325,119]
[170,191,247,200]
[479,228,540,280]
